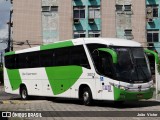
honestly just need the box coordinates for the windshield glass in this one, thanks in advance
[87,44,152,83]
[113,47,152,83]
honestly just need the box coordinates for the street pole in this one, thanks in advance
[6,10,13,52]
[0,52,2,67]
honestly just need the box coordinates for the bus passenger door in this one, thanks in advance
[102,56,115,100]
[95,53,115,100]
[95,76,102,99]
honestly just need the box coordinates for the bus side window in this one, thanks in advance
[81,53,90,69]
[55,48,69,66]
[91,50,101,72]
[70,46,90,69]
[27,52,40,68]
[39,50,54,67]
[16,53,28,68]
[5,55,16,69]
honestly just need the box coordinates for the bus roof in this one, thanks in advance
[5,38,142,56]
[83,38,142,47]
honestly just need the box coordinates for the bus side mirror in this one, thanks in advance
[144,49,159,64]
[98,48,118,64]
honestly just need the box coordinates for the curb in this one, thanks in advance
[0,100,30,104]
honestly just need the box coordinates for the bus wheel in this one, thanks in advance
[20,86,29,100]
[82,87,93,106]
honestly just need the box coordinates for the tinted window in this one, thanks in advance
[27,52,40,68]
[39,50,54,67]
[55,48,69,66]
[153,7,158,17]
[70,46,90,69]
[5,46,90,69]
[16,54,28,68]
[87,44,115,77]
[5,55,16,69]
[87,44,106,54]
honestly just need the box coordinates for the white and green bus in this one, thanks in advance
[4,38,158,105]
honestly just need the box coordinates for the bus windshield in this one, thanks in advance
[113,47,152,83]
[87,44,152,83]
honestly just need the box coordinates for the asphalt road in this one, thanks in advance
[0,85,160,120]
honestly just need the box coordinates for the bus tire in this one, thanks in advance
[20,86,29,100]
[82,87,93,106]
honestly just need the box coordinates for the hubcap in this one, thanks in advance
[83,92,89,102]
[22,90,27,99]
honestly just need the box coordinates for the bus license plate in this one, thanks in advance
[137,94,143,98]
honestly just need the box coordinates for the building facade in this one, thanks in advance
[10,0,158,51]
[41,0,73,44]
[11,0,42,50]
[146,0,160,52]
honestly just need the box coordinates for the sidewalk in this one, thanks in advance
[151,89,160,101]
[0,85,20,100]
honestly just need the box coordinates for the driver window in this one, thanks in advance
[92,50,115,79]
[100,52,114,78]
[87,44,115,79]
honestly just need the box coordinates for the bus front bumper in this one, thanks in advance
[114,87,154,101]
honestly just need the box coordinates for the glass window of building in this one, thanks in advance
[124,5,131,11]
[89,7,100,19]
[88,31,101,37]
[42,6,58,12]
[124,29,132,36]
[74,31,86,38]
[153,7,158,17]
[73,7,85,19]
[42,6,50,12]
[51,6,58,12]
[116,5,123,11]
[146,5,158,18]
[147,31,159,42]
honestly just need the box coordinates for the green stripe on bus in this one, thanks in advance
[45,66,82,95]
[6,69,22,90]
[113,87,154,101]
[40,41,74,50]
[5,51,15,56]
[144,49,159,64]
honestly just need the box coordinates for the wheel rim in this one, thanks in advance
[83,91,89,102]
[22,89,27,99]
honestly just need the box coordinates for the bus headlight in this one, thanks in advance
[109,82,128,90]
[119,86,125,90]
